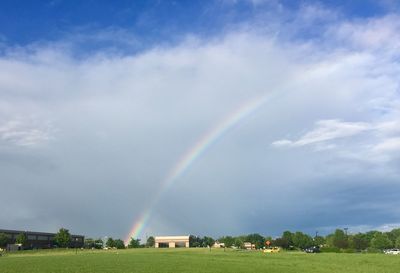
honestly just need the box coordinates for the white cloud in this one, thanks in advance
[1,7,400,237]
[330,14,400,55]
[373,137,400,153]
[273,118,400,164]
[272,119,371,147]
[375,121,400,134]
[0,118,52,147]
[297,2,339,23]
[271,139,293,147]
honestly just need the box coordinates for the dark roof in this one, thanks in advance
[0,228,84,237]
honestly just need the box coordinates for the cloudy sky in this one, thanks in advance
[1,0,400,240]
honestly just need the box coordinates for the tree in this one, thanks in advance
[106,237,115,248]
[128,238,141,248]
[84,238,95,249]
[349,233,369,250]
[395,236,400,248]
[331,229,348,249]
[15,233,27,246]
[0,233,8,247]
[85,238,103,249]
[282,231,293,247]
[234,237,244,249]
[146,236,155,247]
[203,236,215,248]
[314,236,325,246]
[189,235,202,248]
[85,238,106,249]
[386,229,400,246]
[371,232,392,250]
[218,236,235,248]
[54,228,71,248]
[292,232,313,249]
[114,239,125,249]
[364,231,378,246]
[273,237,289,249]
[94,238,104,249]
[245,234,265,249]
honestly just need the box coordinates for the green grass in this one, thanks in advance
[1,248,400,273]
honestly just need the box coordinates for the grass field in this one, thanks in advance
[1,248,400,273]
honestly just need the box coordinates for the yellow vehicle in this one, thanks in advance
[264,247,281,253]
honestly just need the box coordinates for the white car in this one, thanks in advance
[385,249,400,255]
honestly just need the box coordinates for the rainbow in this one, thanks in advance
[124,93,274,244]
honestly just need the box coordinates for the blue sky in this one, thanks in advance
[1,1,400,240]
[1,0,398,50]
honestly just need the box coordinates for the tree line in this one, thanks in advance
[115,227,400,252]
[194,228,400,252]
[3,227,400,252]
[83,237,154,249]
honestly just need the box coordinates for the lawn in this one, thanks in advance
[1,248,399,273]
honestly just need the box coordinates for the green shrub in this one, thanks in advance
[341,248,356,253]
[366,248,381,253]
[320,247,340,253]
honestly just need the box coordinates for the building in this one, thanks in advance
[243,242,256,250]
[154,236,190,248]
[212,241,225,248]
[0,229,84,250]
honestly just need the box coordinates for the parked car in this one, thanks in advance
[305,246,320,253]
[385,249,400,255]
[264,247,281,253]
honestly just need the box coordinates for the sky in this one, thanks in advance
[1,0,400,241]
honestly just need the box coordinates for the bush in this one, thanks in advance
[341,248,357,253]
[320,247,340,253]
[366,247,381,253]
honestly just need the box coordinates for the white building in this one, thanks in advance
[154,236,190,248]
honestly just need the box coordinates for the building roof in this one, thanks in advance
[0,229,84,237]
[154,235,189,241]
